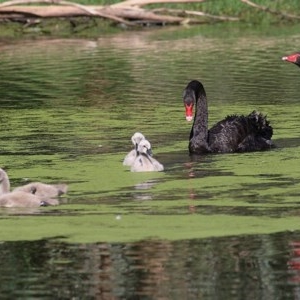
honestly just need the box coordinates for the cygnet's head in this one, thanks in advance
[131,132,145,147]
[137,139,152,156]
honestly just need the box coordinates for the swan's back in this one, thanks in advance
[131,156,164,172]
[207,111,273,153]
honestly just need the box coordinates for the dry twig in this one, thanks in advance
[240,0,300,20]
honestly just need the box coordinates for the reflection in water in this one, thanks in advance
[288,242,300,286]
[0,207,48,216]
[0,231,299,299]
[133,180,159,200]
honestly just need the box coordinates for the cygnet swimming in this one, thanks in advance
[123,132,145,166]
[131,139,164,172]
[0,168,61,207]
[13,182,67,200]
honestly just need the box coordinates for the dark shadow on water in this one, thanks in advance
[274,138,300,149]
[189,204,300,218]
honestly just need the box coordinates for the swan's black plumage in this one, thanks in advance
[183,80,273,154]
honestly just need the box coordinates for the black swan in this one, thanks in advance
[131,139,164,172]
[182,80,273,154]
[123,132,145,166]
[282,52,300,67]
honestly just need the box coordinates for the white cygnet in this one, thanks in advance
[14,182,68,200]
[131,139,164,172]
[123,132,145,166]
[0,168,61,207]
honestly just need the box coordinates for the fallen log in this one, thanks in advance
[0,5,203,25]
[0,0,136,25]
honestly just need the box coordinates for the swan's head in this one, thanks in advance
[137,139,152,156]
[282,52,300,67]
[131,132,145,147]
[183,80,205,122]
[183,89,195,122]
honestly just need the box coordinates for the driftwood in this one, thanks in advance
[0,0,299,27]
[0,0,239,26]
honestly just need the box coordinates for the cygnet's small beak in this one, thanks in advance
[147,148,153,157]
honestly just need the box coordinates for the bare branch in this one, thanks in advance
[240,0,300,20]
[112,0,206,8]
[182,9,239,21]
[153,8,239,21]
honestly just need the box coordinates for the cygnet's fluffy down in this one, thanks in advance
[131,139,164,172]
[123,132,145,166]
[13,182,68,200]
[0,168,63,207]
[0,191,52,208]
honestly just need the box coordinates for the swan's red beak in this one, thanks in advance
[282,53,300,64]
[185,103,193,122]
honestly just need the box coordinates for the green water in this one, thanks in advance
[0,24,300,243]
[0,22,300,298]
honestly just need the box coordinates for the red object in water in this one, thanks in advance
[282,52,300,67]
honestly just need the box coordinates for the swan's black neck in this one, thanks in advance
[185,80,210,153]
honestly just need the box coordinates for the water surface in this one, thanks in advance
[1,23,300,298]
